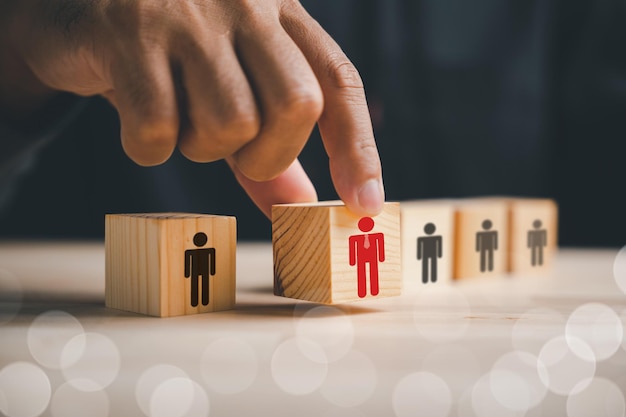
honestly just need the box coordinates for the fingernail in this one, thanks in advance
[357,179,385,214]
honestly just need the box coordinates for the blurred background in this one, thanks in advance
[0,0,625,246]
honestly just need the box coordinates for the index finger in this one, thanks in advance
[279,2,385,216]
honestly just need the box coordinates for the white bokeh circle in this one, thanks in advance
[623,308,626,352]
[0,362,51,417]
[392,372,452,417]
[61,332,120,392]
[567,377,625,417]
[27,310,85,369]
[201,338,258,394]
[613,246,626,294]
[150,377,209,417]
[136,364,189,416]
[271,338,328,395]
[538,336,596,396]
[490,351,547,412]
[456,386,476,417]
[470,374,525,417]
[296,306,354,362]
[489,369,532,412]
[319,350,377,408]
[50,381,109,417]
[413,287,471,343]
[566,303,623,361]
[0,268,22,325]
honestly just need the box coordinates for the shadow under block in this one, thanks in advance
[272,202,401,304]
[507,198,558,274]
[400,200,455,285]
[105,213,236,317]
[453,200,510,280]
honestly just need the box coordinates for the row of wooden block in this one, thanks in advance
[400,198,558,283]
[273,198,557,305]
[104,197,556,317]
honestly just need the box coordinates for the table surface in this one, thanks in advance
[1,242,625,417]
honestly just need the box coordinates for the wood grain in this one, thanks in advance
[452,197,558,279]
[105,213,236,317]
[453,200,510,279]
[400,200,455,286]
[272,201,401,304]
[507,198,558,274]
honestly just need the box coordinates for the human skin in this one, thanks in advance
[0,0,384,217]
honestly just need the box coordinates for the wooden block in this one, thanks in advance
[507,198,558,274]
[453,200,509,279]
[105,213,236,317]
[272,201,401,304]
[400,200,455,285]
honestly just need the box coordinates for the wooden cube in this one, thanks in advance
[272,201,401,304]
[507,198,558,274]
[400,200,455,285]
[105,213,236,317]
[453,200,509,279]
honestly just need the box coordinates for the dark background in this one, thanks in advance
[0,0,625,246]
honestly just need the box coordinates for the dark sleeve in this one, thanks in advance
[0,93,88,214]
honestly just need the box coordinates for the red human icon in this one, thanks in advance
[349,217,385,298]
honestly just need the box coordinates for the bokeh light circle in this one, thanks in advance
[413,287,471,343]
[566,303,623,361]
[150,377,209,417]
[613,246,626,294]
[271,338,328,395]
[622,308,626,353]
[392,372,452,417]
[566,377,625,417]
[538,336,595,396]
[50,381,109,417]
[456,386,476,417]
[489,369,531,412]
[470,374,526,417]
[201,338,258,394]
[28,310,85,369]
[319,350,377,407]
[0,268,22,325]
[0,362,51,417]
[296,306,354,362]
[61,332,121,392]
[136,364,189,416]
[490,351,547,412]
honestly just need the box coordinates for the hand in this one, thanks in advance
[4,0,384,217]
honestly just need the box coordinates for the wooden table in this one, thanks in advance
[1,242,625,417]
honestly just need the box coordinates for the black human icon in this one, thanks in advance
[417,223,442,283]
[476,219,498,272]
[184,232,216,307]
[527,219,547,266]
